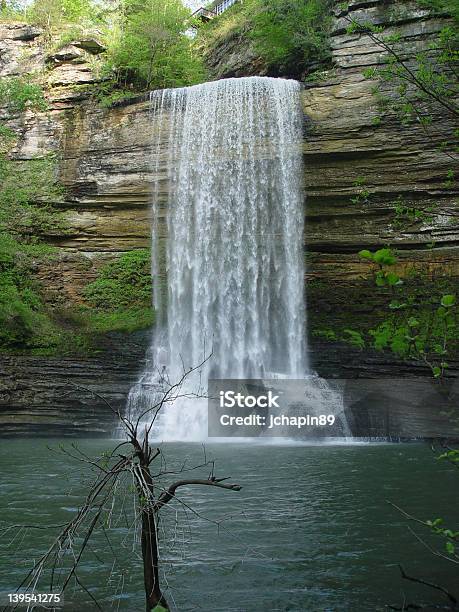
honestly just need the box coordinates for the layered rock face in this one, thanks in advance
[2,3,457,301]
[304,1,458,271]
[0,354,141,436]
[302,0,459,366]
[0,0,458,434]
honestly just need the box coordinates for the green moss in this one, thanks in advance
[77,307,154,334]
[41,249,157,353]
[84,249,152,309]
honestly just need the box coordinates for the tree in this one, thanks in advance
[343,3,459,121]
[105,0,205,90]
[28,0,95,29]
[4,358,241,611]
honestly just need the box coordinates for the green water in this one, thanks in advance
[0,440,457,611]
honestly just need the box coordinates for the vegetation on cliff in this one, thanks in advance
[1,0,333,88]
[0,0,457,363]
[0,106,153,351]
[0,83,66,352]
[196,0,333,78]
[81,249,154,334]
[319,0,459,375]
[102,0,206,90]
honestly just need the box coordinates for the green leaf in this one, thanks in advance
[375,271,386,286]
[441,294,456,307]
[437,306,447,317]
[385,271,401,286]
[342,328,365,349]
[433,366,442,378]
[358,249,373,260]
[407,317,419,327]
[446,541,455,555]
[373,248,397,266]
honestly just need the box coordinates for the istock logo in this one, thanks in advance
[219,390,280,408]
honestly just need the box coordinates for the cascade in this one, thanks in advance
[126,77,343,441]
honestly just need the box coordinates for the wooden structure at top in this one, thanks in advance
[191,0,239,22]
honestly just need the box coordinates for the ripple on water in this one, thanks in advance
[0,440,458,612]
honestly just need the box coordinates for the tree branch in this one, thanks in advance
[154,478,242,512]
[398,564,458,605]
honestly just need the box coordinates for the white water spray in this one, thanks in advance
[126,77,344,441]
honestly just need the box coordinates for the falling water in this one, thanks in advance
[126,77,325,440]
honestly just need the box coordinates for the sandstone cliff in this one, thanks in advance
[0,0,457,434]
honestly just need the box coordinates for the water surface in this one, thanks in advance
[0,441,457,611]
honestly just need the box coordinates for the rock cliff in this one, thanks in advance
[0,0,457,434]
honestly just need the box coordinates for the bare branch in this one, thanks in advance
[398,564,458,605]
[154,478,242,512]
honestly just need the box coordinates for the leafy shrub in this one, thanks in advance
[0,233,59,349]
[28,0,95,28]
[84,249,152,310]
[249,0,333,73]
[0,77,47,113]
[197,0,333,77]
[0,154,66,239]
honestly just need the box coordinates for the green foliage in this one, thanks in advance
[83,308,154,334]
[369,296,457,368]
[0,125,16,152]
[248,0,332,74]
[392,195,437,229]
[312,328,337,341]
[28,0,96,28]
[418,0,459,21]
[342,328,365,349]
[0,1,26,19]
[425,512,459,558]
[0,233,60,349]
[356,1,458,131]
[103,0,206,90]
[0,77,47,113]
[77,249,154,337]
[312,327,366,349]
[350,177,370,205]
[0,134,152,352]
[0,125,67,351]
[358,248,400,288]
[358,248,458,377]
[95,88,141,109]
[50,24,89,51]
[0,154,66,239]
[197,0,332,78]
[84,249,152,310]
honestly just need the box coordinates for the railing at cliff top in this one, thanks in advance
[191,0,239,22]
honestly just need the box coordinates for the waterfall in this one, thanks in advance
[127,76,310,440]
